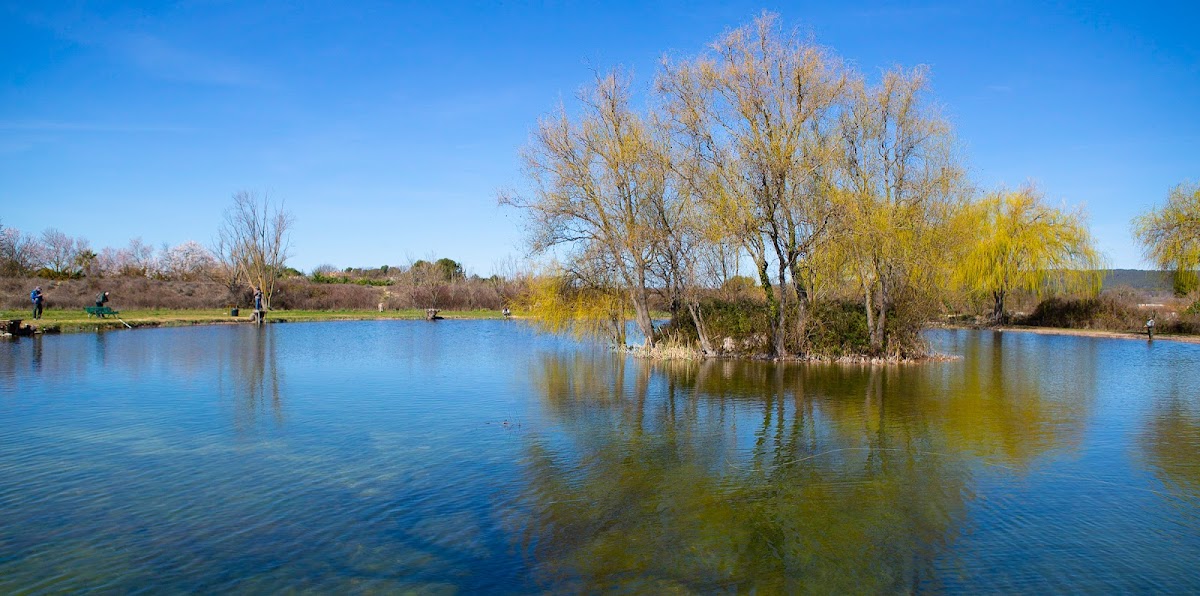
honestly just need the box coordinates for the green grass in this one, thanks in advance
[2,307,509,333]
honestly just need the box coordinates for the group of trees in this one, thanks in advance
[504,13,1107,358]
[310,257,526,310]
[0,223,217,282]
[4,188,526,311]
[0,191,293,308]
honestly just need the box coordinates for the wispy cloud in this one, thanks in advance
[987,84,1013,93]
[110,32,271,88]
[9,6,271,89]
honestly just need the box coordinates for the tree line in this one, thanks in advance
[3,191,526,312]
[503,13,1194,358]
[0,225,216,281]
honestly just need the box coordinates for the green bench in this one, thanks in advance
[85,306,120,318]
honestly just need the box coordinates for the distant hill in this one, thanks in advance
[1102,269,1173,292]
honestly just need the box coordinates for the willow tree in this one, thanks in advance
[835,66,965,354]
[955,187,1104,324]
[214,191,294,309]
[649,145,722,354]
[1132,182,1200,296]
[659,12,846,357]
[522,265,631,346]
[501,71,670,347]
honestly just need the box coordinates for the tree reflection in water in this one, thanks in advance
[1140,382,1200,497]
[218,325,284,430]
[516,344,1084,592]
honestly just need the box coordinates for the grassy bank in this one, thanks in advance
[2,308,508,334]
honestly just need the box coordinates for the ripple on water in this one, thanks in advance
[2,324,1200,591]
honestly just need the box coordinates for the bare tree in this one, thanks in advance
[501,70,670,347]
[215,191,294,308]
[0,223,41,276]
[116,237,158,277]
[660,12,846,356]
[161,241,218,281]
[40,228,81,275]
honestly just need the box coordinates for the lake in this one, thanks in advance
[2,321,1199,592]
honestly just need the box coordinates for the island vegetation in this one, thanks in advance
[2,14,1198,354]
[500,13,1199,360]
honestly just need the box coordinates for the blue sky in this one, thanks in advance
[1,1,1197,273]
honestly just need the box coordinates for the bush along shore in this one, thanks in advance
[642,299,951,363]
[938,291,1200,345]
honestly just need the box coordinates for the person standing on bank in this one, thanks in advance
[31,286,44,319]
[253,287,264,323]
[95,291,109,309]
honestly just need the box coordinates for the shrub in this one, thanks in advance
[807,300,870,357]
[1020,294,1141,331]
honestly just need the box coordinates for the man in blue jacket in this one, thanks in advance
[31,286,44,319]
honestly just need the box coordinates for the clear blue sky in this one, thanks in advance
[2,1,1197,273]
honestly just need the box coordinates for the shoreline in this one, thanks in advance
[7,310,1198,348]
[620,343,961,365]
[2,308,508,336]
[938,323,1200,345]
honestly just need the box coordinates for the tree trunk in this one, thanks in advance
[632,292,655,348]
[873,282,887,354]
[774,259,790,358]
[789,269,810,355]
[687,300,713,355]
[991,290,1006,325]
[756,258,783,357]
[864,278,876,352]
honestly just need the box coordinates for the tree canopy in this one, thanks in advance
[955,187,1104,323]
[1133,182,1200,296]
[503,13,1106,358]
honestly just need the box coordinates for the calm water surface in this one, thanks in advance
[2,322,1199,592]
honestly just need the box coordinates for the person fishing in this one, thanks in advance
[252,287,264,323]
[31,286,44,319]
[1146,313,1156,340]
[95,291,109,309]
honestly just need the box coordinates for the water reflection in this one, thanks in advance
[3,324,1199,591]
[518,335,1094,591]
[30,336,41,373]
[1140,385,1200,497]
[928,330,1091,465]
[94,329,108,366]
[218,326,285,429]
